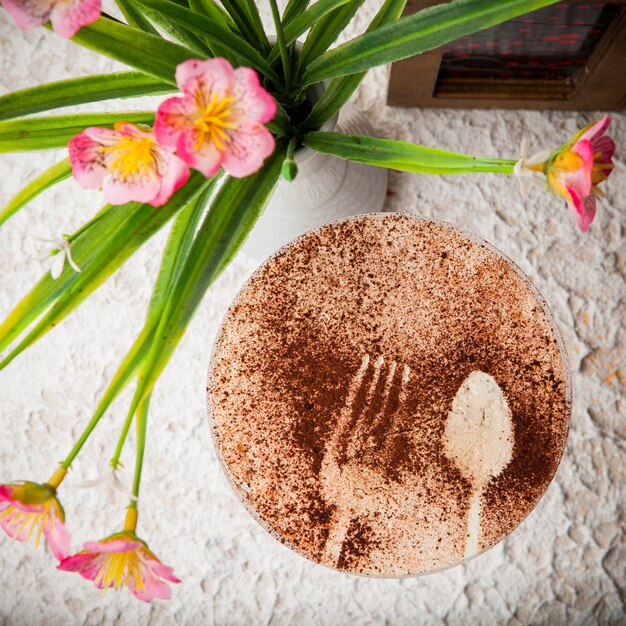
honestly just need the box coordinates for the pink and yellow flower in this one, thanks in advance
[0,0,101,38]
[155,58,277,179]
[68,122,190,207]
[544,115,615,232]
[0,469,70,560]
[58,530,180,602]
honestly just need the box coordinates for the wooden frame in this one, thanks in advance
[387,0,626,110]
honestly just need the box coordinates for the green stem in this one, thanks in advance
[269,0,292,91]
[110,402,136,471]
[128,394,151,509]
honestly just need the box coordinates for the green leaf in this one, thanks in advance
[269,0,351,64]
[75,181,219,446]
[0,173,210,368]
[139,5,212,56]
[115,0,161,34]
[220,0,270,52]
[282,0,310,26]
[125,145,286,414]
[71,15,196,84]
[0,202,145,354]
[303,132,516,174]
[0,158,72,228]
[188,0,237,59]
[0,73,173,122]
[298,0,365,72]
[301,0,405,130]
[0,111,155,152]
[133,0,280,83]
[302,0,560,85]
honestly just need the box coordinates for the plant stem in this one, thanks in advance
[269,0,292,92]
[128,393,151,511]
[110,401,137,471]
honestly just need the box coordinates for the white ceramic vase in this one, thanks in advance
[240,108,388,262]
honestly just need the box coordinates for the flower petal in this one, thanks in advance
[49,0,101,38]
[83,537,143,553]
[221,123,275,178]
[176,130,223,178]
[129,570,173,602]
[154,95,199,151]
[0,0,53,30]
[102,168,162,206]
[149,152,190,207]
[68,130,108,190]
[566,185,596,233]
[231,67,277,124]
[43,512,71,560]
[175,58,233,100]
[50,252,66,280]
[576,115,611,144]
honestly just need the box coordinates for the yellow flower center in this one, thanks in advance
[96,548,146,592]
[0,506,45,546]
[546,149,584,198]
[194,93,239,151]
[102,132,157,180]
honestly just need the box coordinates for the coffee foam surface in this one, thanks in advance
[207,214,571,576]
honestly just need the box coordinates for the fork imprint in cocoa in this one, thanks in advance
[319,353,411,565]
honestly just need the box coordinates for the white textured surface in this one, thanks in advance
[0,2,625,624]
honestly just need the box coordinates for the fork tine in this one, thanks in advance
[328,354,371,450]
[347,356,385,457]
[365,361,398,436]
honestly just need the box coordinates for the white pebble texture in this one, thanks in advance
[0,2,624,624]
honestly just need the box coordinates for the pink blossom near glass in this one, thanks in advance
[0,480,70,560]
[58,531,180,602]
[68,122,190,207]
[155,58,277,179]
[545,115,615,232]
[0,0,101,38]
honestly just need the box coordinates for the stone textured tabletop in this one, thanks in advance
[0,2,624,624]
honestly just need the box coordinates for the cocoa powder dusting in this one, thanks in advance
[207,214,571,577]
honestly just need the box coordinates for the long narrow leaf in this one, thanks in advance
[0,73,172,122]
[302,0,560,85]
[115,0,161,34]
[133,0,279,82]
[283,0,310,26]
[220,0,270,52]
[126,145,285,415]
[71,15,196,84]
[269,0,351,64]
[0,202,145,352]
[0,111,154,152]
[303,132,516,174]
[188,0,236,59]
[0,158,72,228]
[139,5,211,55]
[82,181,219,439]
[301,0,403,130]
[298,0,365,72]
[0,173,209,368]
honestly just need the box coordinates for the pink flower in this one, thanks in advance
[58,531,180,602]
[545,115,615,232]
[0,478,70,560]
[155,58,277,179]
[0,0,101,38]
[69,122,190,207]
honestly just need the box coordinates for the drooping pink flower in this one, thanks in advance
[0,478,70,560]
[58,531,180,602]
[69,122,190,207]
[545,116,615,232]
[155,58,277,179]
[0,0,101,38]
